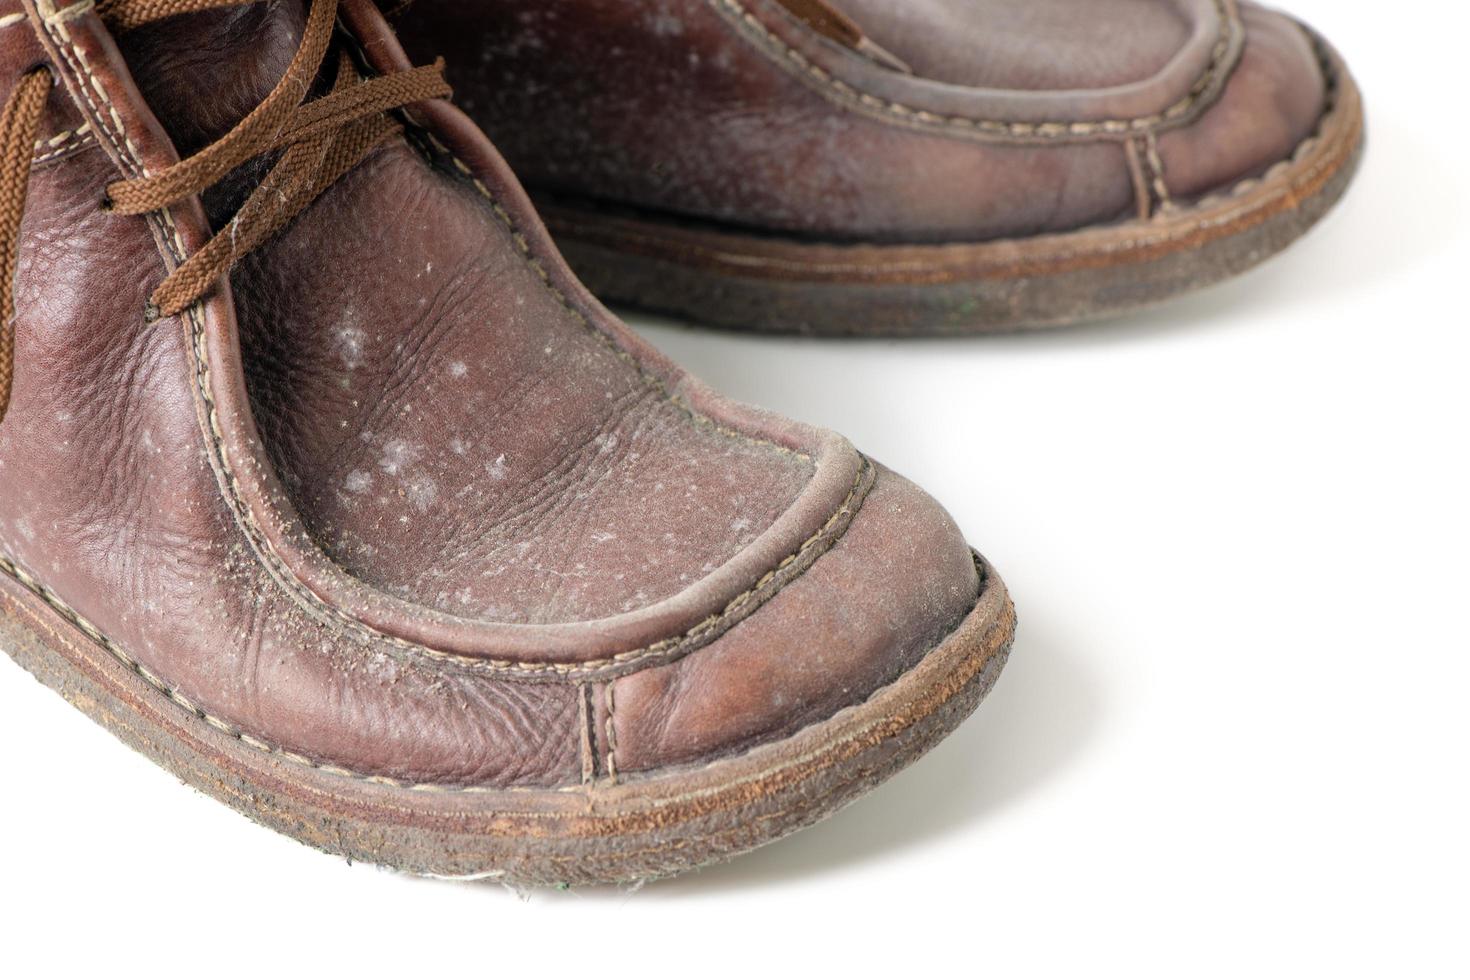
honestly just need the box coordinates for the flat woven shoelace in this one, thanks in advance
[0,0,450,426]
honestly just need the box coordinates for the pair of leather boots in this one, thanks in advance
[0,0,1362,885]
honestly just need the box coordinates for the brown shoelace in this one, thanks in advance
[0,0,449,427]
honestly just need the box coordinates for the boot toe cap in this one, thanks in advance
[1156,4,1335,202]
[605,461,993,776]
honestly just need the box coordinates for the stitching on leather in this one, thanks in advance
[31,123,94,164]
[0,558,577,794]
[0,549,998,797]
[1141,132,1172,212]
[36,0,94,27]
[1128,131,1171,218]
[17,5,870,794]
[1185,35,1341,214]
[193,287,866,679]
[33,121,89,149]
[576,683,596,784]
[708,0,1236,139]
[0,11,28,29]
[552,36,1345,272]
[36,9,874,682]
[40,14,148,177]
[604,682,619,784]
[411,130,807,461]
[1121,136,1151,222]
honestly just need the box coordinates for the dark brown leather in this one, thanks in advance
[395,0,1328,243]
[0,0,980,785]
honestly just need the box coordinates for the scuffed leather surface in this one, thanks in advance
[609,463,979,774]
[0,0,984,787]
[829,0,1192,90]
[234,145,815,625]
[398,0,1333,242]
[1155,2,1325,198]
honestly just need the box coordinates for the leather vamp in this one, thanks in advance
[231,145,812,624]
[115,2,815,626]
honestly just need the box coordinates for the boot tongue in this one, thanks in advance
[114,0,314,222]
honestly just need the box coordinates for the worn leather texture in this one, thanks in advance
[829,0,1195,90]
[0,0,981,785]
[396,0,1329,242]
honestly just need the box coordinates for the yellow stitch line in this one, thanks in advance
[1159,40,1340,217]
[32,123,91,151]
[33,137,92,163]
[38,0,94,26]
[196,241,855,666]
[1143,132,1172,210]
[0,12,27,29]
[604,682,619,783]
[42,22,130,178]
[11,556,611,795]
[712,0,1235,138]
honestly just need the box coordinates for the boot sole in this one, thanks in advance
[0,550,1014,886]
[531,36,1363,336]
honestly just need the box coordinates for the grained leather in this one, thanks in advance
[396,0,1329,243]
[827,0,1195,90]
[0,0,982,785]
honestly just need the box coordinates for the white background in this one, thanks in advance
[2,1,1465,976]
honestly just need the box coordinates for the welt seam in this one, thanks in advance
[0,550,997,798]
[15,0,946,798]
[33,8,869,683]
[1188,31,1340,213]
[709,0,1238,140]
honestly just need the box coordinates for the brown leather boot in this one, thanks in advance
[396,0,1365,334]
[0,0,1013,884]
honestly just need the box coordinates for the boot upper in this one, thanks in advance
[398,0,1332,241]
[0,0,982,787]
